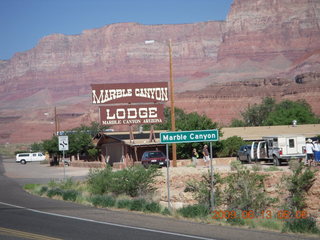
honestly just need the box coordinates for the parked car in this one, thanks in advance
[16,152,46,164]
[141,151,167,168]
[237,145,253,163]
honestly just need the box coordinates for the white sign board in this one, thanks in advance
[58,136,69,151]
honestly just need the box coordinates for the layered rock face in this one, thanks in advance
[0,22,224,102]
[219,0,320,62]
[177,73,320,124]
[0,0,319,144]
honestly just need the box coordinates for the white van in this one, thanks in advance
[16,152,46,164]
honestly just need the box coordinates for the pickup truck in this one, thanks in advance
[250,135,306,166]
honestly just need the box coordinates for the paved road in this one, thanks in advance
[0,156,316,240]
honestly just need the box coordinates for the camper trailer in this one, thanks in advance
[250,135,306,166]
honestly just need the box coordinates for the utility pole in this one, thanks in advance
[54,107,58,136]
[168,40,177,167]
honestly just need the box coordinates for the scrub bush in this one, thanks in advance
[47,188,64,198]
[284,163,317,211]
[39,186,48,195]
[111,165,160,197]
[59,178,76,190]
[226,216,245,226]
[177,204,210,219]
[184,171,222,208]
[87,165,161,197]
[144,201,161,213]
[90,195,116,207]
[161,207,171,216]
[129,198,147,211]
[283,217,319,234]
[116,199,132,209]
[62,189,79,202]
[224,165,276,213]
[87,166,114,195]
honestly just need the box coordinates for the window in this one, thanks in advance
[149,152,164,158]
[289,139,295,148]
[18,154,29,157]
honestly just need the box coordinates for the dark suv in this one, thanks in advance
[141,151,167,168]
[237,145,253,163]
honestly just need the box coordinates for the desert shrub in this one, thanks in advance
[161,207,171,216]
[144,201,161,213]
[90,195,116,208]
[87,165,161,198]
[283,217,319,234]
[39,186,48,195]
[230,160,242,171]
[48,179,59,188]
[184,171,222,208]
[47,188,64,198]
[177,204,210,219]
[129,198,147,211]
[115,198,161,213]
[284,163,317,212]
[111,165,161,197]
[116,199,132,209]
[59,178,76,190]
[62,189,79,201]
[87,166,114,195]
[252,163,262,172]
[224,165,276,213]
[226,214,246,226]
[217,136,246,157]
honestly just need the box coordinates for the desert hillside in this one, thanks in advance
[0,0,319,144]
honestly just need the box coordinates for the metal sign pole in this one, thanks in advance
[58,135,68,181]
[63,150,65,180]
[210,142,214,210]
[166,144,171,210]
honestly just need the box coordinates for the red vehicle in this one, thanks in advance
[141,151,167,168]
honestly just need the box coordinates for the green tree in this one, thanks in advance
[265,99,319,125]
[68,130,94,159]
[149,107,221,159]
[30,142,44,152]
[73,121,109,137]
[41,123,101,160]
[241,97,276,126]
[231,97,319,127]
[230,118,246,127]
[42,136,59,156]
[217,136,246,157]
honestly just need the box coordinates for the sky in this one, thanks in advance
[0,0,233,60]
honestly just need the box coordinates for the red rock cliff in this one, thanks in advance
[0,0,319,144]
[218,0,320,62]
